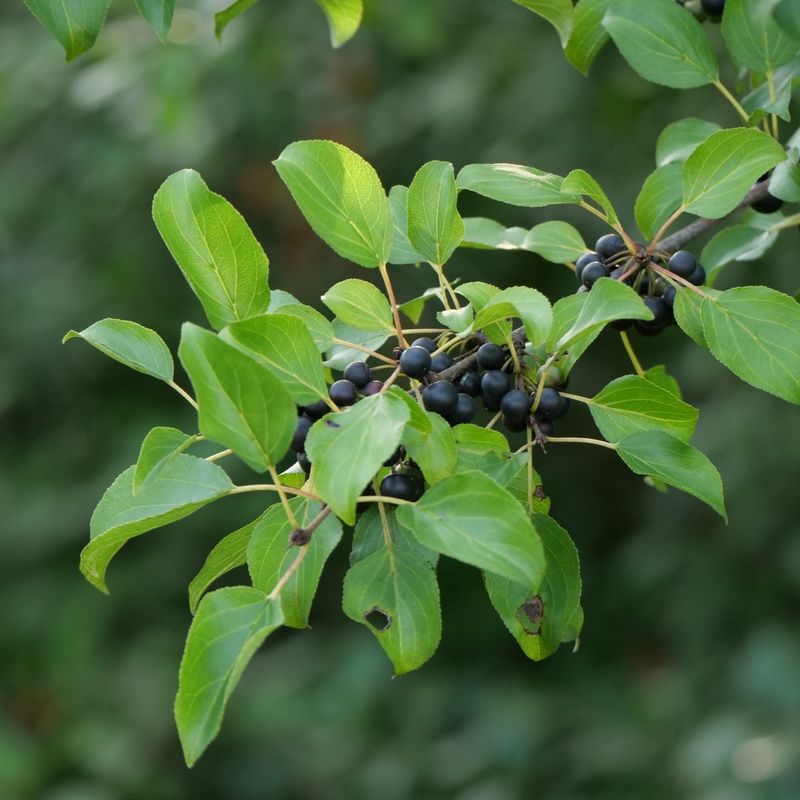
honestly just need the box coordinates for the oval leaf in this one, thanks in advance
[153,170,270,331]
[133,426,198,493]
[722,0,798,73]
[634,162,683,240]
[564,0,612,75]
[23,0,112,60]
[178,323,296,472]
[81,455,233,593]
[388,185,426,265]
[656,118,721,166]
[273,140,392,268]
[314,0,363,47]
[63,318,174,382]
[681,128,786,219]
[456,163,575,207]
[396,472,545,588]
[523,221,588,263]
[134,0,175,41]
[321,278,394,332]
[175,587,283,767]
[473,286,553,348]
[512,0,574,46]
[561,169,619,224]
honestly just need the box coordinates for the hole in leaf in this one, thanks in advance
[364,607,392,632]
[516,596,544,636]
[325,419,341,428]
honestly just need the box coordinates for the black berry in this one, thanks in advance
[481,370,510,400]
[422,380,459,417]
[343,361,371,389]
[667,250,696,279]
[535,418,554,438]
[458,370,482,397]
[410,337,437,353]
[329,379,358,406]
[595,233,627,260]
[700,0,725,16]
[291,415,313,452]
[449,393,477,425]
[477,343,506,371]
[576,251,603,281]
[582,261,610,288]
[430,352,454,373]
[688,263,706,286]
[663,285,677,308]
[298,452,312,475]
[399,346,432,379]
[752,193,784,214]
[304,399,329,419]
[502,414,528,433]
[362,380,384,396]
[637,296,673,332]
[536,387,569,419]
[380,473,420,502]
[500,389,532,423]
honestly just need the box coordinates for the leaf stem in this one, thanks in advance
[168,380,198,410]
[379,366,402,394]
[619,330,645,377]
[331,337,396,365]
[205,448,234,462]
[356,495,412,507]
[402,328,448,335]
[266,546,309,601]
[712,79,750,124]
[767,211,800,232]
[506,334,522,376]
[230,483,321,501]
[485,409,502,430]
[379,263,409,348]
[526,425,534,515]
[648,206,686,252]
[541,436,618,450]
[268,465,300,529]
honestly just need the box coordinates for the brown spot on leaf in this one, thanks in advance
[325,419,340,428]
[516,596,544,636]
[534,485,548,500]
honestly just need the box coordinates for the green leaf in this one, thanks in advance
[188,518,260,614]
[273,140,392,268]
[343,545,441,675]
[634,163,683,240]
[722,0,798,73]
[774,0,800,42]
[473,286,553,348]
[524,221,588,263]
[23,0,112,60]
[437,306,475,334]
[602,0,718,88]
[512,0,574,46]
[655,118,721,166]
[402,410,457,486]
[457,281,511,343]
[388,185,426,265]
[324,322,389,371]
[587,374,698,442]
[314,0,363,47]
[396,472,545,587]
[247,499,343,627]
[701,225,778,285]
[133,427,198,494]
[673,286,714,347]
[268,293,335,352]
[321,279,394,332]
[456,163,575,208]
[153,170,270,331]
[768,148,800,202]
[178,323,296,472]
[176,587,283,766]
[643,365,682,398]
[134,0,175,41]
[564,0,612,75]
[553,279,652,362]
[406,161,464,265]
[63,318,173,382]
[305,393,410,524]
[681,128,786,219]
[484,514,580,660]
[741,57,800,122]
[350,506,437,567]
[617,431,726,519]
[561,169,619,224]
[214,0,259,38]
[220,313,328,406]
[701,286,800,404]
[81,456,233,593]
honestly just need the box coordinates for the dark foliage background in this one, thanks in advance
[1,1,799,798]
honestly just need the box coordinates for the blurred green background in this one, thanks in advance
[2,1,800,798]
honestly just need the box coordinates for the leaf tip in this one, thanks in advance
[62,330,79,344]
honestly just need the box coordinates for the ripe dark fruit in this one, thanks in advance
[535,418,554,438]
[329,379,358,406]
[291,415,313,452]
[430,352,454,373]
[667,250,697,279]
[502,414,528,433]
[536,387,568,419]
[411,337,437,353]
[752,193,784,214]
[501,389,532,422]
[576,251,603,281]
[458,370,482,397]
[399,346,432,379]
[663,285,677,308]
[688,263,706,286]
[304,399,329,419]
[298,452,312,475]
[700,0,725,16]
[380,473,420,502]
[595,233,627,260]
[638,297,673,332]
[422,380,459,417]
[581,261,610,288]
[449,393,477,425]
[343,360,371,389]
[477,343,506,371]
[610,318,633,332]
[481,369,510,400]
[361,380,384,396]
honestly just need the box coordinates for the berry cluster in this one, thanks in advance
[576,233,706,337]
